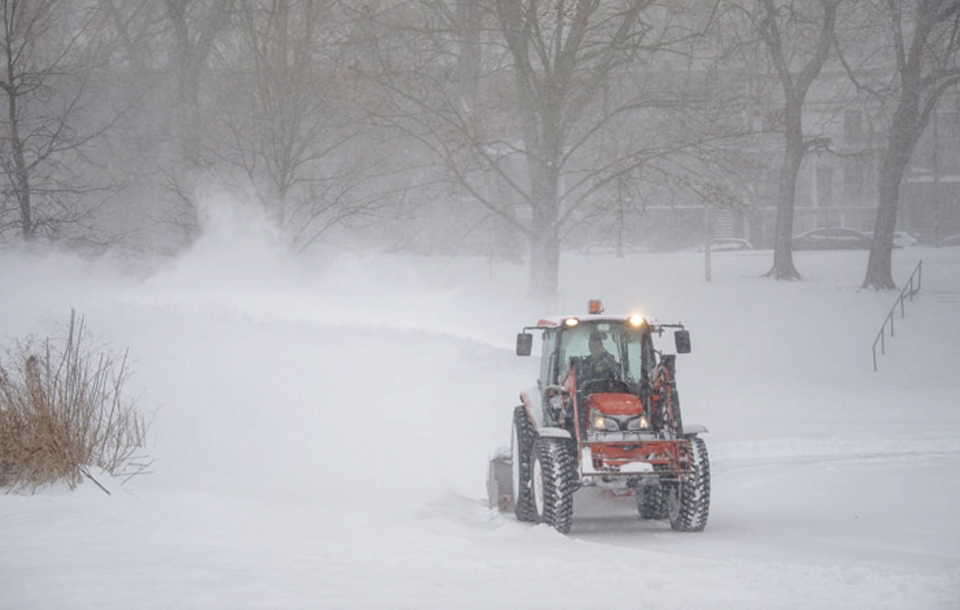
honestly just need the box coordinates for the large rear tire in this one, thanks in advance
[667,436,710,532]
[531,437,578,534]
[511,406,537,522]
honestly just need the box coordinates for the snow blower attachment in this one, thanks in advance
[487,300,710,534]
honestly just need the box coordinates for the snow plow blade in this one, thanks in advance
[486,449,513,511]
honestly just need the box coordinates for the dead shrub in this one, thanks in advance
[0,311,151,493]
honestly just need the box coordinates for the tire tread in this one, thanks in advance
[533,437,578,533]
[669,436,711,532]
[512,406,538,522]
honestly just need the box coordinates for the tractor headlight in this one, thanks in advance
[591,412,621,431]
[626,415,650,431]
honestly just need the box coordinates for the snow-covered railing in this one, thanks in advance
[872,260,923,371]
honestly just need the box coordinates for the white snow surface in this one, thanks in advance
[2,212,959,608]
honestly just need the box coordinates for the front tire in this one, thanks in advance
[511,406,537,522]
[667,436,711,532]
[531,437,578,533]
[637,483,667,520]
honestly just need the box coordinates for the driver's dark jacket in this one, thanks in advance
[580,351,619,382]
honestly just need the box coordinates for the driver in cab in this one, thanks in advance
[581,331,620,382]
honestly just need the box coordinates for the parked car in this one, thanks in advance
[705,237,754,251]
[893,231,918,248]
[939,234,960,247]
[683,238,755,252]
[792,227,872,250]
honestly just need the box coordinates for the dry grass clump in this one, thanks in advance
[0,311,151,493]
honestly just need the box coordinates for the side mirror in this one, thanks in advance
[674,330,691,354]
[516,332,533,356]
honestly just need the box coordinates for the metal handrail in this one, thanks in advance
[872,260,923,371]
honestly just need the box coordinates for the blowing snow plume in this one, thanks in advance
[74,192,531,499]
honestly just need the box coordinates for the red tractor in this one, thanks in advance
[487,300,710,534]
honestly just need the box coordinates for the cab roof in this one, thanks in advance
[529,300,655,330]
[535,314,641,328]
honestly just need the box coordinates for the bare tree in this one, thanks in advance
[726,0,842,280]
[207,0,387,250]
[99,1,167,75]
[494,1,660,296]
[0,0,119,242]
[161,0,232,169]
[358,1,729,300]
[861,0,960,289]
[157,0,233,238]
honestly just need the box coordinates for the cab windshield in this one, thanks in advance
[556,322,654,388]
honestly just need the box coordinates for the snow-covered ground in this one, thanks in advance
[2,210,959,609]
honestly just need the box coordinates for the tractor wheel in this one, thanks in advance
[531,437,578,534]
[511,406,537,522]
[637,483,667,520]
[667,436,711,532]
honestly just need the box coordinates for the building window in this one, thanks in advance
[844,109,863,146]
[816,167,833,207]
[844,160,864,199]
[937,112,960,173]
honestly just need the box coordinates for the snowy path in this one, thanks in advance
[2,246,959,608]
[3,449,957,609]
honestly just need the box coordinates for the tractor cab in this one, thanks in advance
[516,301,690,440]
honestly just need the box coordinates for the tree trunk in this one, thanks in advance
[767,103,804,280]
[759,0,840,281]
[862,161,904,290]
[528,155,561,302]
[862,103,918,290]
[529,227,560,303]
[860,0,960,290]
[11,123,33,241]
[4,46,33,240]
[170,23,204,169]
[456,0,481,108]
